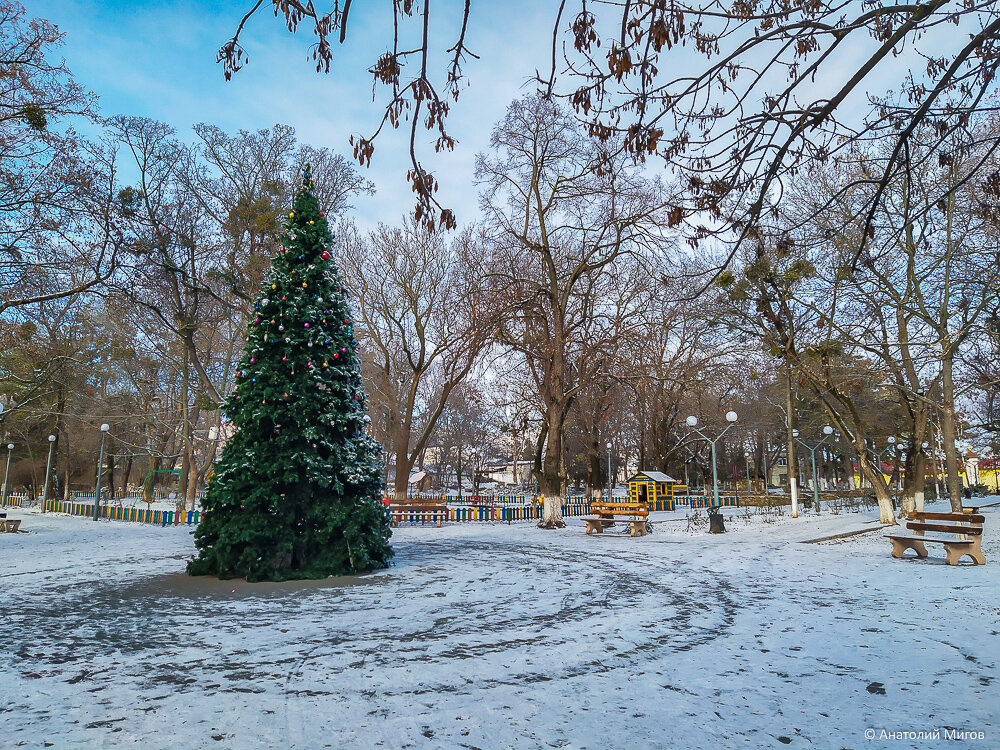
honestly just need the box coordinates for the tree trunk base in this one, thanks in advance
[537,519,567,529]
[707,507,726,534]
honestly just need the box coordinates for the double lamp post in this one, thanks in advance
[792,426,834,516]
[685,411,738,508]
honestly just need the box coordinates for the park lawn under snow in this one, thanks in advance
[1,500,997,749]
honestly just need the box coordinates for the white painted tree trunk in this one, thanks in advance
[538,494,565,528]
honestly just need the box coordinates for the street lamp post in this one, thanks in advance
[92,424,110,521]
[606,442,613,499]
[41,434,56,512]
[471,453,478,496]
[2,443,12,507]
[793,426,835,514]
[918,441,931,511]
[685,411,738,508]
[744,444,752,494]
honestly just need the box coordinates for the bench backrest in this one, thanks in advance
[908,512,984,523]
[591,502,649,518]
[906,511,984,536]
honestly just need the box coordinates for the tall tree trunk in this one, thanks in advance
[899,451,926,517]
[185,441,198,510]
[178,348,192,507]
[107,450,116,503]
[121,452,134,495]
[586,440,600,498]
[856,451,895,522]
[61,426,71,501]
[538,405,567,528]
[392,426,412,502]
[940,353,963,512]
[532,420,548,497]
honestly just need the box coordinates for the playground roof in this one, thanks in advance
[629,471,677,484]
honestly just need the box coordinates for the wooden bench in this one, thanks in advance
[582,502,649,537]
[388,502,447,528]
[887,511,986,566]
[0,518,22,533]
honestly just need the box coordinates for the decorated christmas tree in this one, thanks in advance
[188,167,393,581]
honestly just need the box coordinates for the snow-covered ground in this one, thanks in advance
[1,499,997,749]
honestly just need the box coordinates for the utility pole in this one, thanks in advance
[2,443,13,506]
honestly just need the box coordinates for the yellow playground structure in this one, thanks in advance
[627,471,681,511]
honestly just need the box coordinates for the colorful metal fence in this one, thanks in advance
[1,493,27,507]
[389,500,593,525]
[43,499,200,526]
[686,494,740,508]
[385,494,606,506]
[40,496,596,528]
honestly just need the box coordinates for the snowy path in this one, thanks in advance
[1,503,997,749]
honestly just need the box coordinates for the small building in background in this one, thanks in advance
[408,470,432,493]
[627,471,679,511]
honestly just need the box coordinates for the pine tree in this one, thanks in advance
[188,167,392,581]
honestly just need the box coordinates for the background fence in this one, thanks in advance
[10,493,742,528]
[684,494,741,508]
[41,499,201,525]
[2,492,27,507]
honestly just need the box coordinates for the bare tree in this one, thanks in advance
[338,218,493,501]
[478,96,671,527]
[0,1,118,314]
[221,2,1000,273]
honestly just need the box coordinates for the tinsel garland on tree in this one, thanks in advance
[188,166,392,581]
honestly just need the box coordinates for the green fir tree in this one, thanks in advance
[188,167,392,581]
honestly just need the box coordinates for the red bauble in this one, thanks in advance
[321,251,330,260]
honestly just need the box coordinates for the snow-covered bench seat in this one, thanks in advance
[887,511,985,566]
[582,501,649,537]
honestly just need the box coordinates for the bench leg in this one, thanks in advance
[630,521,646,537]
[944,543,985,566]
[891,538,927,559]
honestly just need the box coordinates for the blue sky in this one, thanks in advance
[27,0,556,228]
